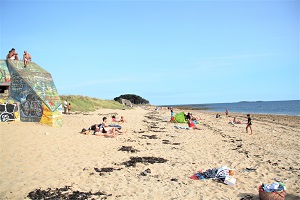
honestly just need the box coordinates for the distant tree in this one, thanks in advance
[114,94,149,104]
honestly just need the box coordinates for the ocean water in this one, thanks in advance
[171,100,300,116]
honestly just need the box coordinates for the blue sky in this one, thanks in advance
[1,0,299,105]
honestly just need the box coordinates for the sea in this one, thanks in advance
[168,100,300,116]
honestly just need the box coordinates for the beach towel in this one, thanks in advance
[174,126,190,130]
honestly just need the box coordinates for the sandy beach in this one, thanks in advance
[0,107,299,199]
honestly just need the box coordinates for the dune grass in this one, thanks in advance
[60,95,125,112]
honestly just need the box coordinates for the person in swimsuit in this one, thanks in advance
[23,50,32,67]
[102,117,125,135]
[120,116,126,122]
[7,48,19,60]
[81,125,116,137]
[246,114,252,134]
[233,117,242,124]
[187,119,202,130]
[225,108,229,119]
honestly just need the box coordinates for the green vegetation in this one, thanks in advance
[60,95,125,112]
[114,94,149,104]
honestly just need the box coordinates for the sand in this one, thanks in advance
[0,107,299,199]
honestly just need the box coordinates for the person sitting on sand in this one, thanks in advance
[120,116,126,123]
[170,109,175,122]
[187,119,202,130]
[112,115,117,122]
[186,113,191,121]
[233,117,242,124]
[101,117,126,135]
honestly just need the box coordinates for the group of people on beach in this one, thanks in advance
[6,48,31,68]
[63,99,71,114]
[186,112,204,130]
[81,116,127,138]
[223,109,253,134]
[112,115,126,123]
[171,107,253,134]
[225,108,252,134]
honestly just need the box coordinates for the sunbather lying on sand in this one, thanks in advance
[81,127,116,137]
[81,124,125,137]
[101,117,126,135]
[233,117,242,124]
[188,119,203,130]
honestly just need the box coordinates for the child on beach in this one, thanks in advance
[111,115,126,122]
[170,109,175,122]
[246,114,252,134]
[120,116,126,123]
[67,103,71,114]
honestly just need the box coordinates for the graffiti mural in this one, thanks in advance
[10,71,27,97]
[0,103,18,122]
[0,59,63,127]
[6,68,40,121]
[8,59,61,112]
[20,93,43,118]
[0,60,11,84]
[26,73,61,110]
[40,103,63,127]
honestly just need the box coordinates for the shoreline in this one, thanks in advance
[164,99,300,117]
[1,107,299,199]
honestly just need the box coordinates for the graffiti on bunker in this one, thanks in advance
[0,103,18,122]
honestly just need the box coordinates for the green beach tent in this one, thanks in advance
[174,112,187,123]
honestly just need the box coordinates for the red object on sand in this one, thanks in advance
[259,185,286,200]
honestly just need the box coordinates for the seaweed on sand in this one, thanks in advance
[121,156,168,167]
[118,146,139,153]
[27,186,111,200]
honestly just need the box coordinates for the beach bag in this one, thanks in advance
[259,185,286,200]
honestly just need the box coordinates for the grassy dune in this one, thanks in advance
[60,95,125,112]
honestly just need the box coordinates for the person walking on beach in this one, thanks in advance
[23,50,32,67]
[225,108,229,119]
[246,114,252,134]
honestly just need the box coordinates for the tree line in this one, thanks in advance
[114,94,149,104]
